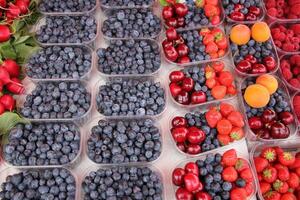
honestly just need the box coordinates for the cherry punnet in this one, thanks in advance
[187,127,206,144]
[169,82,182,97]
[172,116,187,128]
[176,44,189,57]
[186,144,201,154]
[169,71,185,82]
[0,25,11,42]
[162,6,174,19]
[261,109,277,123]
[263,56,276,71]
[176,90,190,105]
[185,162,199,176]
[172,168,186,186]
[184,173,200,192]
[191,91,206,104]
[171,127,188,143]
[176,187,193,200]
[181,77,194,92]
[236,60,252,72]
[271,122,290,139]
[166,27,178,41]
[0,94,15,111]
[279,111,294,125]
[174,3,188,17]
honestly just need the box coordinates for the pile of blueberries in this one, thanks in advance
[82,166,163,200]
[231,39,275,64]
[39,0,96,13]
[185,112,221,152]
[20,81,91,119]
[36,15,97,44]
[96,78,165,117]
[196,154,232,199]
[184,1,210,28]
[182,66,215,101]
[0,168,76,200]
[27,46,92,79]
[87,119,162,164]
[97,39,161,75]
[181,30,212,62]
[102,9,161,38]
[100,0,154,7]
[242,79,292,118]
[4,122,81,166]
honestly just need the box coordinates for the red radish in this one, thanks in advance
[2,59,20,77]
[0,25,10,42]
[0,94,15,111]
[0,80,3,92]
[15,0,29,14]
[0,0,6,7]
[0,102,5,115]
[0,67,23,86]
[6,77,24,94]
[7,3,21,18]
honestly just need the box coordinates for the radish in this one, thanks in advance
[6,77,24,94]
[0,67,23,87]
[0,25,10,42]
[15,0,29,14]
[0,80,3,92]
[0,102,5,115]
[7,3,21,19]
[0,94,15,111]
[2,59,20,77]
[0,0,6,7]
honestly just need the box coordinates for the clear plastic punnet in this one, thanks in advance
[279,54,300,92]
[99,0,155,10]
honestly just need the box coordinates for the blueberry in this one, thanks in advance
[236,178,246,187]
[222,182,232,191]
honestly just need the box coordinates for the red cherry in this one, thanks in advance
[261,109,277,123]
[177,17,185,27]
[176,44,189,57]
[263,56,276,72]
[162,6,174,20]
[245,13,257,21]
[182,77,194,92]
[251,64,267,74]
[178,56,191,64]
[184,173,200,192]
[195,192,212,200]
[185,162,199,176]
[169,71,185,82]
[191,91,207,104]
[236,60,252,73]
[264,120,276,130]
[234,4,244,12]
[171,127,188,143]
[164,45,178,62]
[169,82,182,97]
[177,143,186,152]
[166,17,178,28]
[166,27,178,41]
[174,3,188,17]
[278,111,294,125]
[187,126,206,144]
[248,116,263,130]
[230,11,245,21]
[244,54,257,64]
[176,187,193,200]
[186,144,201,154]
[256,128,271,139]
[249,6,261,16]
[172,168,186,186]
[176,91,190,105]
[172,116,187,128]
[270,122,290,139]
[162,39,173,49]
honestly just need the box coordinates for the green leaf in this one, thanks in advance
[11,20,26,33]
[0,41,17,60]
[0,112,28,136]
[14,42,41,64]
[13,35,32,45]
[159,0,179,6]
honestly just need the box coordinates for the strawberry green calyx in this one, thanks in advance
[263,149,276,162]
[195,0,205,8]
[272,180,283,191]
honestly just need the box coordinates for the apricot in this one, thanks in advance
[244,84,270,108]
[230,24,251,45]
[256,74,278,95]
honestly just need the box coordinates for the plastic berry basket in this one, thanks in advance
[24,44,94,82]
[96,38,162,78]
[161,26,230,68]
[17,80,93,125]
[239,75,298,142]
[84,116,163,166]
[224,0,265,24]
[168,60,237,108]
[0,167,80,200]
[269,21,300,56]
[172,147,258,200]
[37,0,99,16]
[94,76,167,120]
[250,140,300,200]
[79,163,166,200]
[2,120,83,169]
[99,0,155,10]
[101,8,163,40]
[161,0,225,30]
[168,97,249,158]
[34,14,100,46]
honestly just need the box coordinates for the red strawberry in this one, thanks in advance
[273,179,289,193]
[260,182,271,194]
[290,157,300,169]
[263,191,281,200]
[203,34,214,45]
[254,157,269,173]
[217,134,230,145]
[227,111,245,128]
[240,168,253,183]
[290,4,300,15]
[261,147,277,162]
[220,102,234,117]
[287,173,299,189]
[278,152,296,166]
[229,127,244,141]
[263,166,278,183]
[230,188,247,200]
[277,166,290,181]
[280,193,297,200]
[235,158,249,172]
[221,149,237,167]
[244,181,254,196]
[205,108,222,128]
[222,166,238,182]
[219,71,233,86]
[205,42,218,54]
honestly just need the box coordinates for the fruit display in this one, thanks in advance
[162,27,228,64]
[161,1,223,29]
[280,55,300,90]
[26,46,92,80]
[230,22,278,75]
[87,118,162,164]
[271,23,300,53]
[252,144,300,199]
[173,149,255,200]
[4,122,81,166]
[0,168,77,199]
[170,102,245,155]
[293,92,300,124]
[96,79,165,117]
[264,0,300,20]
[242,74,296,140]
[20,81,91,120]
[222,0,263,22]
[82,166,163,200]
[169,62,237,105]
[97,39,161,75]
[101,9,162,39]
[100,0,154,7]
[39,0,97,13]
[36,15,97,44]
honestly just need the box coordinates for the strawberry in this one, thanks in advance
[205,108,222,128]
[222,166,238,182]
[244,181,254,196]
[287,173,299,189]
[227,84,237,95]
[227,111,244,128]
[211,85,227,100]
[263,167,278,183]
[280,193,297,200]
[205,41,218,54]
[203,34,214,45]
[235,158,249,172]
[278,152,296,166]
[261,147,277,162]
[290,4,300,15]
[217,119,232,135]
[277,166,290,181]
[205,78,217,89]
[217,134,230,145]
[274,146,284,155]
[230,188,247,200]
[254,157,269,173]
[291,24,300,34]
[212,61,224,72]
[273,179,289,193]
[220,102,234,117]
[260,181,271,194]
[296,168,300,176]
[204,4,220,17]
[222,149,237,167]
[219,71,233,86]
[290,157,300,169]
[240,168,253,183]
[229,127,244,141]
[199,28,210,36]
[216,37,228,50]
[263,191,281,200]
